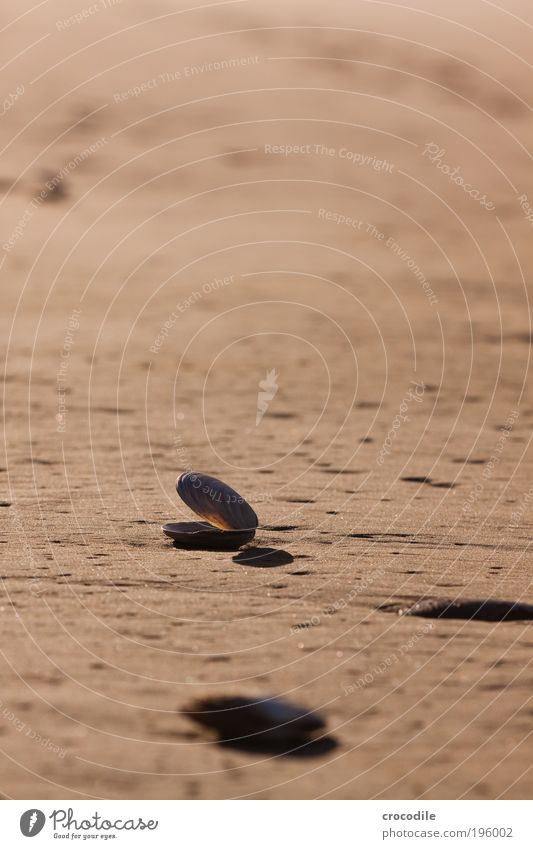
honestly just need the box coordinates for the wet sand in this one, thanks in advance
[2,0,533,799]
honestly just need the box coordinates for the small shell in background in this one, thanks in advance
[403,597,533,622]
[381,597,533,622]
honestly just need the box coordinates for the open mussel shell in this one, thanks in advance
[177,471,259,532]
[162,521,255,550]
[185,695,326,746]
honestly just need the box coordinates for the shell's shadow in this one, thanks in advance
[233,547,294,568]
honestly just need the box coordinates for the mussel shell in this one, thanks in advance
[177,471,259,532]
[162,521,255,550]
[186,695,325,744]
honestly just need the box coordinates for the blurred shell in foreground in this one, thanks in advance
[186,695,326,746]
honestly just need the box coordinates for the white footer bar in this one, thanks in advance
[2,800,530,848]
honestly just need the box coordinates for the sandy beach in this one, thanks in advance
[2,0,533,799]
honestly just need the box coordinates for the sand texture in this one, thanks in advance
[2,0,533,799]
